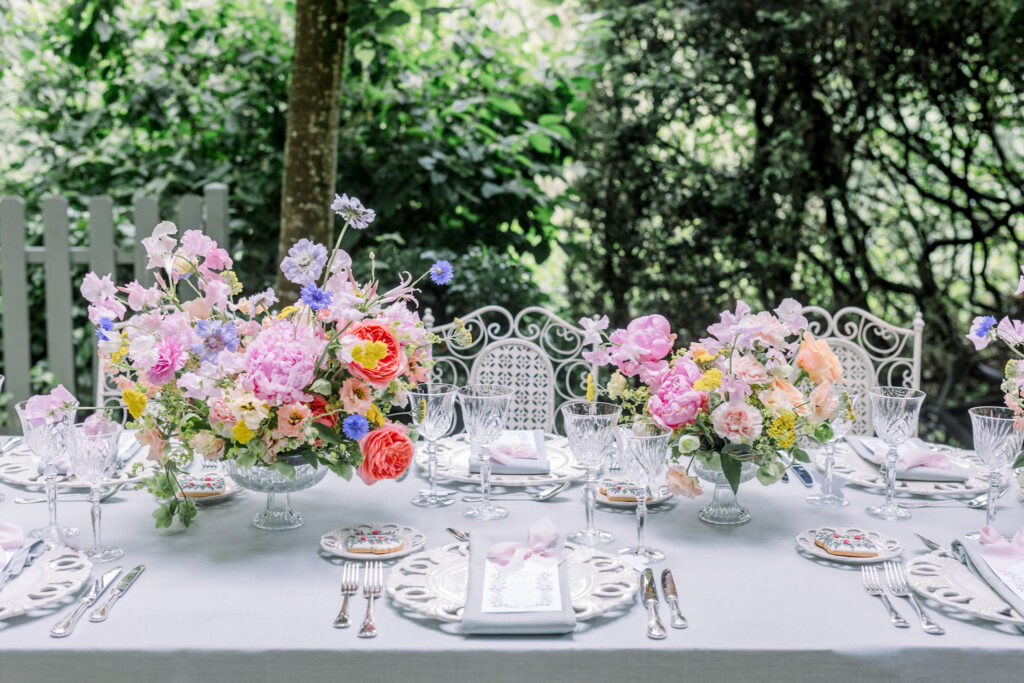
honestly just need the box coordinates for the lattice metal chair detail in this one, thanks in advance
[424,306,597,433]
[801,306,924,435]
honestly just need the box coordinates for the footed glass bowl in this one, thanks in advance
[225,457,328,530]
[692,458,757,526]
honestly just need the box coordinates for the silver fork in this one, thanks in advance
[861,565,909,628]
[333,562,359,629]
[884,561,945,635]
[358,561,383,638]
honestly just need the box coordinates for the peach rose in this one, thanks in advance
[357,423,414,485]
[795,332,843,384]
[711,402,763,444]
[347,321,408,388]
[665,465,703,499]
[807,382,839,424]
[759,378,807,418]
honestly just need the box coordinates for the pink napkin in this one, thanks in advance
[490,442,538,465]
[979,525,1024,571]
[0,522,25,565]
[486,517,568,571]
[896,448,951,471]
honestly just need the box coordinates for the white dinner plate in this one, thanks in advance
[906,550,1024,625]
[0,432,152,490]
[420,434,586,486]
[794,526,903,565]
[320,523,426,560]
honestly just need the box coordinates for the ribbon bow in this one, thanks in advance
[486,518,568,571]
[979,525,1024,570]
[490,442,538,465]
[897,448,950,470]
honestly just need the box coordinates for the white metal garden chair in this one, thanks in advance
[423,306,598,433]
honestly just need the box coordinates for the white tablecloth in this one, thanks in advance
[2,439,1023,683]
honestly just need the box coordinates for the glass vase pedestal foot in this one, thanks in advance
[699,483,751,526]
[226,457,328,531]
[86,545,125,563]
[865,502,911,521]
[411,491,455,508]
[29,525,78,544]
[464,502,507,521]
[619,546,664,564]
[567,527,614,546]
[806,492,849,508]
[254,493,308,531]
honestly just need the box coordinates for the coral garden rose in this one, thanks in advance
[357,423,414,485]
[795,332,843,384]
[646,358,708,429]
[347,321,408,388]
[711,402,763,445]
[665,465,703,499]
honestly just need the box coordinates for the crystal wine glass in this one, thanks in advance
[458,384,515,521]
[0,374,4,502]
[16,398,81,545]
[409,383,458,508]
[969,406,1023,531]
[806,385,860,507]
[617,419,671,563]
[69,408,127,562]
[865,387,925,521]
[562,400,620,545]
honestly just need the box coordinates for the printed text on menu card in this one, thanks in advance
[481,559,562,613]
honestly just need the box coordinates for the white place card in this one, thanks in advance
[480,559,562,613]
[982,556,1024,599]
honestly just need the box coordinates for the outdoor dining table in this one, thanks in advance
[2,435,1023,683]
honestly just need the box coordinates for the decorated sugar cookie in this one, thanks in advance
[177,473,227,498]
[599,480,650,502]
[345,529,405,555]
[813,531,878,558]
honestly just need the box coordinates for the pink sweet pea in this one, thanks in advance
[80,272,117,304]
[179,230,216,260]
[22,384,79,425]
[141,221,177,270]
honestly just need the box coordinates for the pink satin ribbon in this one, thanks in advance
[979,525,1024,570]
[897,448,950,470]
[0,522,25,551]
[490,442,538,465]
[486,518,568,571]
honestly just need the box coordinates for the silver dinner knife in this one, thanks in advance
[90,564,144,622]
[51,566,122,638]
[642,568,667,639]
[0,437,23,454]
[660,569,688,629]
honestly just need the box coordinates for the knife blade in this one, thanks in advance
[90,564,145,622]
[0,539,47,593]
[791,464,814,487]
[915,533,953,556]
[660,569,688,629]
[50,566,122,638]
[642,568,667,639]
[0,437,23,455]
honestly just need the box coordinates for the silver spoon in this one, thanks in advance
[460,482,570,503]
[898,490,1005,509]
[15,483,126,505]
[446,527,470,542]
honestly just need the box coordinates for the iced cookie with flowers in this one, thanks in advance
[177,473,227,498]
[345,529,405,555]
[599,480,651,502]
[814,531,878,558]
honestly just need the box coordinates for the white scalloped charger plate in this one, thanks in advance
[0,434,151,490]
[814,442,987,497]
[905,550,1024,625]
[419,434,586,486]
[795,526,903,565]
[320,523,426,561]
[385,541,639,624]
[0,546,93,620]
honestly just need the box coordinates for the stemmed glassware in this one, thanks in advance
[15,398,79,545]
[561,400,621,546]
[458,384,514,521]
[409,383,458,508]
[969,406,1023,531]
[0,374,4,502]
[865,386,925,521]
[69,407,127,562]
[617,419,671,563]
[806,385,860,507]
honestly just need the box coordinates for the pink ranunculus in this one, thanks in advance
[274,402,311,439]
[665,465,703,499]
[608,314,676,377]
[146,337,189,386]
[243,321,326,405]
[732,354,769,386]
[711,402,763,445]
[807,382,839,424]
[188,431,225,461]
[646,358,708,429]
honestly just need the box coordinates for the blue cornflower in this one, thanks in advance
[280,238,328,285]
[967,315,999,351]
[191,320,240,363]
[429,259,453,286]
[300,283,333,312]
[976,316,997,337]
[330,193,376,230]
[342,414,370,441]
[95,317,114,341]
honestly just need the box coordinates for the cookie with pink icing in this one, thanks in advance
[345,529,405,555]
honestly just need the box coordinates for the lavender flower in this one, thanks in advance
[300,283,332,312]
[342,414,370,441]
[331,194,376,230]
[192,320,240,363]
[280,239,328,285]
[429,259,453,285]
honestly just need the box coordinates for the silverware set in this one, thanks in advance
[333,562,384,638]
[641,568,687,639]
[861,561,944,635]
[49,564,144,637]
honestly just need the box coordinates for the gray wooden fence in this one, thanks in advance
[0,183,230,428]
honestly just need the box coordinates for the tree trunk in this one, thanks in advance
[277,0,348,302]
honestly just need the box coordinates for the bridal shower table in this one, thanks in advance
[2,437,1023,683]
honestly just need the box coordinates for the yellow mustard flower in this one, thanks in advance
[277,305,300,319]
[366,403,386,427]
[693,368,724,391]
[232,421,255,445]
[586,373,595,402]
[122,389,147,419]
[351,341,388,370]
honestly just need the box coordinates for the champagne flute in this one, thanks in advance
[969,406,1023,531]
[69,407,127,561]
[562,400,620,546]
[806,385,860,507]
[15,398,79,545]
[865,387,925,521]
[458,384,514,521]
[617,420,671,563]
[409,383,458,508]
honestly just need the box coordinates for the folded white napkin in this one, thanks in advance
[845,436,970,482]
[469,430,550,475]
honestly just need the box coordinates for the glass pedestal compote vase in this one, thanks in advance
[693,458,757,526]
[225,456,328,530]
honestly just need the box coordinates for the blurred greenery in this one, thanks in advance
[2,0,1023,442]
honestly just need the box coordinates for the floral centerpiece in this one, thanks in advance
[81,193,459,528]
[582,299,844,500]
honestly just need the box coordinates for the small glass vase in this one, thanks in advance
[225,456,328,530]
[693,458,757,526]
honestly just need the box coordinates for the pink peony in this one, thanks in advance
[608,314,676,378]
[243,321,326,405]
[711,402,763,444]
[646,358,708,429]
[146,337,189,386]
